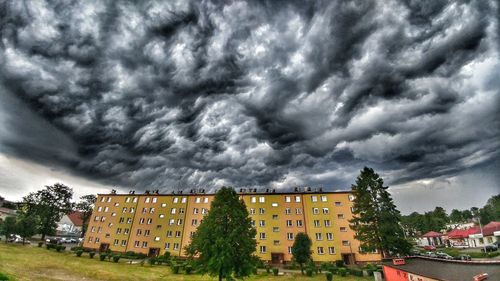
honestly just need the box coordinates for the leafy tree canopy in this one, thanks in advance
[291,232,312,274]
[187,187,257,281]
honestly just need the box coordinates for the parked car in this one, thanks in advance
[454,254,471,261]
[425,251,438,258]
[410,249,421,256]
[423,245,436,251]
[436,252,454,260]
[481,244,498,252]
[46,238,63,245]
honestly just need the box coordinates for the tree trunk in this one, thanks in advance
[300,264,304,275]
[22,238,25,245]
[219,267,222,281]
[41,233,46,241]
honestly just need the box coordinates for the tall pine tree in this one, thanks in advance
[186,187,257,281]
[349,167,411,258]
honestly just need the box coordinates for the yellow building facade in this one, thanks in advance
[83,190,381,264]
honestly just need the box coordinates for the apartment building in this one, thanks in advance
[83,190,381,264]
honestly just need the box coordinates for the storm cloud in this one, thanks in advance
[0,0,498,197]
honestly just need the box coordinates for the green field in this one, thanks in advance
[0,243,371,281]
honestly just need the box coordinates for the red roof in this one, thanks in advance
[422,231,443,238]
[67,211,84,226]
[482,221,500,236]
[447,227,479,239]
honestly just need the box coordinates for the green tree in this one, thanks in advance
[0,216,17,242]
[449,209,463,223]
[461,209,473,222]
[16,215,37,245]
[22,183,74,240]
[291,232,312,274]
[349,167,411,258]
[75,194,97,237]
[186,187,257,281]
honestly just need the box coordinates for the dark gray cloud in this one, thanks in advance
[0,0,499,195]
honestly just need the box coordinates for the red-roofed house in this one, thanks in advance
[445,227,479,248]
[468,221,500,248]
[56,211,84,235]
[418,231,444,247]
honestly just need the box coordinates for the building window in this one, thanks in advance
[181,197,187,203]
[125,197,130,203]
[285,196,291,202]
[285,208,291,215]
[260,233,266,240]
[204,197,209,203]
[175,231,181,237]
[260,246,266,253]
[139,218,145,224]
[295,196,301,203]
[324,220,331,227]
[152,197,157,203]
[100,197,105,202]
[150,208,155,214]
[130,207,135,213]
[251,197,256,203]
[315,233,322,240]
[286,220,292,227]
[288,247,293,254]
[340,227,347,232]
[259,208,265,214]
[116,228,122,234]
[287,233,294,240]
[142,241,148,248]
[137,229,142,236]
[272,203,278,207]
[311,196,318,202]
[342,240,350,246]
[94,216,100,221]
[177,219,183,225]
[161,203,167,207]
[144,230,150,236]
[328,247,335,254]
[335,201,342,206]
[134,241,140,248]
[273,240,280,245]
[313,208,319,214]
[159,214,165,218]
[259,197,265,203]
[314,220,321,227]
[326,233,333,240]
[91,226,96,232]
[259,220,265,227]
[142,208,147,214]
[166,231,172,237]
[195,197,201,203]
[296,208,302,215]
[107,197,111,203]
[297,220,303,227]
[179,208,185,214]
[113,239,119,246]
[272,215,278,220]
[104,206,109,212]
[98,206,103,212]
[251,220,255,227]
[95,237,100,243]
[337,214,345,219]
[171,208,176,214]
[165,243,170,249]
[250,208,255,215]
[317,247,324,255]
[154,236,160,241]
[145,197,150,203]
[273,227,280,232]
[124,228,129,234]
[133,197,138,203]
[350,207,355,213]
[348,195,355,201]
[121,240,127,246]
[323,208,329,214]
[173,243,179,250]
[127,218,132,224]
[88,237,93,243]
[202,208,207,214]
[147,218,152,224]
[321,195,327,202]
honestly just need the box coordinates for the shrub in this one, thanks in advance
[306,268,313,276]
[325,271,333,281]
[0,272,9,281]
[338,268,347,277]
[172,265,180,274]
[185,265,193,274]
[38,242,44,247]
[99,253,107,261]
[89,252,96,259]
[46,243,56,250]
[56,245,66,252]
[71,246,83,251]
[113,255,120,263]
[148,258,157,265]
[335,260,344,268]
[163,251,171,260]
[76,250,83,257]
[349,268,363,277]
[265,264,271,274]
[272,267,279,276]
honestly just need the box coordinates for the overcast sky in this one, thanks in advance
[0,0,498,214]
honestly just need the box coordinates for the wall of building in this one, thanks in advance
[83,191,382,264]
[383,266,439,281]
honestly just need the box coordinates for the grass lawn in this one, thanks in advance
[0,243,371,281]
